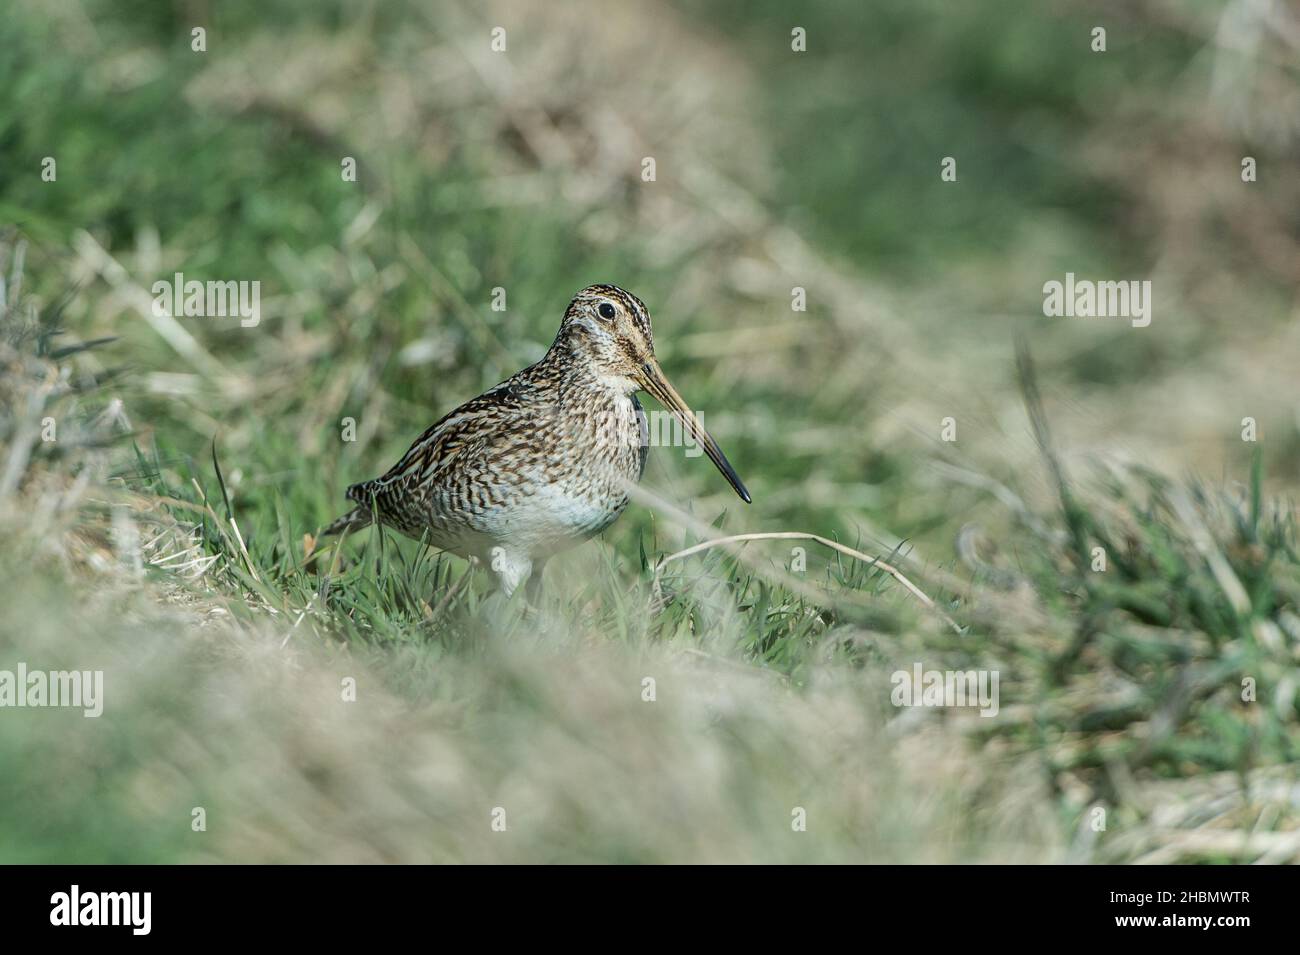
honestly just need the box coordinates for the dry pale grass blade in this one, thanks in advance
[625,482,966,633]
[628,459,965,632]
[1130,829,1300,865]
[654,530,963,636]
[71,230,237,387]
[1168,487,1253,617]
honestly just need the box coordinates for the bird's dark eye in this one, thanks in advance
[598,302,616,320]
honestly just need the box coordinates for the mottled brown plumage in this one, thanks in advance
[323,284,749,596]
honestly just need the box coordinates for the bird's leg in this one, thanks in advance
[482,550,543,624]
[524,556,548,605]
[490,547,533,599]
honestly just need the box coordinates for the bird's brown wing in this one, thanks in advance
[345,377,536,521]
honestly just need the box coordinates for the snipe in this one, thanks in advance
[322,284,750,596]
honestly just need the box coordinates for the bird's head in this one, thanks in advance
[556,284,750,503]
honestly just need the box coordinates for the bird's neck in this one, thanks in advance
[541,336,639,402]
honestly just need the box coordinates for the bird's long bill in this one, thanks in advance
[638,358,751,503]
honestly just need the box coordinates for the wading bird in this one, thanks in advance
[322,284,750,597]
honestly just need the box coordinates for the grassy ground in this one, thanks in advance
[1,0,1298,862]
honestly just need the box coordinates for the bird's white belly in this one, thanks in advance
[481,482,626,554]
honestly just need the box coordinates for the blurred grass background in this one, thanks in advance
[0,0,1298,862]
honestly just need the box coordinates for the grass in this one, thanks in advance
[1,0,1298,863]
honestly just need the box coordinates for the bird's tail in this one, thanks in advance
[319,506,372,538]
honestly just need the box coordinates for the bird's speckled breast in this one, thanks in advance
[468,389,645,556]
[405,382,646,559]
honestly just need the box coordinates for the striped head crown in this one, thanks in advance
[562,284,654,356]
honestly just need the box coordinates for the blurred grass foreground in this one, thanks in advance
[1,0,1298,863]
